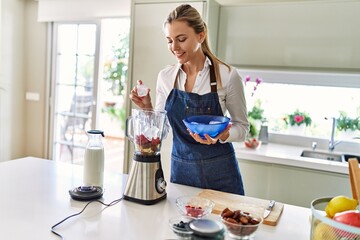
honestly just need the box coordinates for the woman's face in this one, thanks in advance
[164,20,204,64]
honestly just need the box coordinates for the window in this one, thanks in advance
[239,69,360,144]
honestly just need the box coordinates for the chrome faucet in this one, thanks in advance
[325,117,341,151]
[311,141,317,151]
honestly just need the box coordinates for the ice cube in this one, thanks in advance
[209,121,221,124]
[137,84,148,97]
[143,126,159,140]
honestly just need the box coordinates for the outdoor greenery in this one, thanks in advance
[336,111,360,131]
[102,106,126,130]
[102,32,129,129]
[103,32,129,96]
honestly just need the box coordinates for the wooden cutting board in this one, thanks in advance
[198,189,284,226]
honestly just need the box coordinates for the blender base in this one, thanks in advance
[123,193,167,205]
[69,186,103,201]
[123,154,167,205]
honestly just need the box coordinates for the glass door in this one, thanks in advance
[51,22,99,164]
[49,19,130,173]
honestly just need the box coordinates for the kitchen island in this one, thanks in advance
[0,157,311,239]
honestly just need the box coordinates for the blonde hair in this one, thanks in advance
[165,4,230,87]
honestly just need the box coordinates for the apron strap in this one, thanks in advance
[173,70,180,88]
[208,59,217,93]
[174,60,217,93]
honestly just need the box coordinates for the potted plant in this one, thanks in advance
[248,99,264,131]
[244,118,261,149]
[244,76,263,149]
[283,109,312,135]
[336,111,360,139]
[248,99,264,120]
[245,104,263,149]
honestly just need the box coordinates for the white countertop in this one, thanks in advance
[0,157,311,240]
[233,142,351,174]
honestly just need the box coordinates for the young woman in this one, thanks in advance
[130,4,249,195]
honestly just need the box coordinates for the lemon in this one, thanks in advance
[312,222,336,240]
[325,195,358,218]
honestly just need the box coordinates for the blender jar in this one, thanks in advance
[126,109,167,155]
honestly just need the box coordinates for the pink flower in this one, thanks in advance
[244,75,263,96]
[255,78,262,85]
[294,115,305,123]
[244,75,251,85]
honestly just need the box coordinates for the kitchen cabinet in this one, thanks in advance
[125,0,220,176]
[217,1,360,70]
[238,158,352,208]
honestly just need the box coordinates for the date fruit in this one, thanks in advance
[221,208,261,237]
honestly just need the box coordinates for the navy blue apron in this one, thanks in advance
[164,60,245,195]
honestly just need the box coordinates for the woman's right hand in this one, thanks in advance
[129,80,153,109]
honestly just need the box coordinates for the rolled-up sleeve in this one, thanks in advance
[222,69,249,142]
[155,67,177,139]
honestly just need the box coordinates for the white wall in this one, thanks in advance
[24,1,48,158]
[0,0,26,161]
[37,0,131,22]
[0,0,47,161]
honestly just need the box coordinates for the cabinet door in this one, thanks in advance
[269,165,351,208]
[238,159,351,208]
[238,160,271,199]
[217,2,360,69]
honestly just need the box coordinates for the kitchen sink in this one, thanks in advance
[343,154,360,162]
[301,150,360,163]
[301,150,343,162]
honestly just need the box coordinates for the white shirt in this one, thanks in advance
[155,57,249,142]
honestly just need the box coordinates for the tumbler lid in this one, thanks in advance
[189,219,224,237]
[87,130,105,137]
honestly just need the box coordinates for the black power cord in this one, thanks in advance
[51,197,123,239]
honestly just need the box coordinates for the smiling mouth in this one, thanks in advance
[175,52,185,58]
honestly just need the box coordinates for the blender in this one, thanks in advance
[123,109,167,205]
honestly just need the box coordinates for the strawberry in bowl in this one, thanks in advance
[176,196,215,218]
[244,138,261,149]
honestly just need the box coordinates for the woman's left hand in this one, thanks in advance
[188,123,232,145]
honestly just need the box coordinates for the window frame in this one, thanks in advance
[237,68,360,88]
[236,67,360,150]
